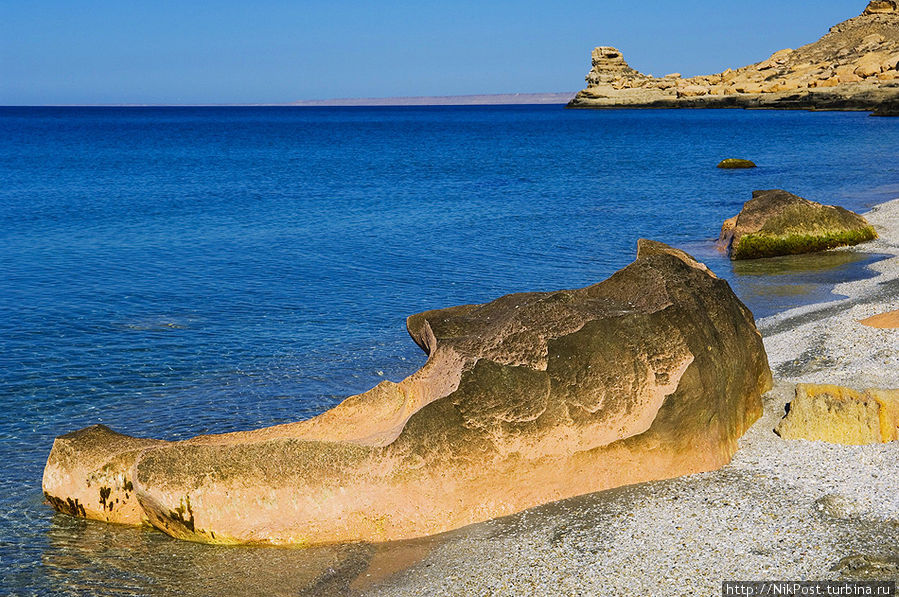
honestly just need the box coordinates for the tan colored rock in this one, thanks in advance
[859,310,899,328]
[664,73,682,79]
[835,64,857,77]
[838,72,863,84]
[771,49,794,64]
[768,80,804,93]
[42,426,165,524]
[882,52,899,70]
[737,83,766,94]
[814,77,841,88]
[776,384,899,444]
[878,70,899,80]
[569,5,899,111]
[585,46,648,88]
[855,53,887,77]
[862,33,886,46]
[44,244,772,546]
[864,0,898,15]
[677,85,709,97]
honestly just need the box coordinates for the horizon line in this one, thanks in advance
[0,91,579,109]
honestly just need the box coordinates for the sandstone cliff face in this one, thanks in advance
[569,3,899,111]
[43,243,771,546]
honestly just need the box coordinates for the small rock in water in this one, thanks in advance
[717,158,757,169]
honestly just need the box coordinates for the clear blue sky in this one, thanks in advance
[1,1,865,105]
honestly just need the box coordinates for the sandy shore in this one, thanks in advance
[362,199,899,596]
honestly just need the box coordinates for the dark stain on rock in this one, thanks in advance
[169,495,195,533]
[45,493,87,517]
[99,486,112,511]
[124,480,133,492]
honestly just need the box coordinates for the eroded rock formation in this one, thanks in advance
[718,189,877,260]
[776,384,899,444]
[44,242,772,546]
[569,3,899,111]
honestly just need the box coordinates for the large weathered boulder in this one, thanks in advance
[43,242,772,546]
[776,383,899,444]
[718,189,877,260]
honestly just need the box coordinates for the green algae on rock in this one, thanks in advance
[717,159,757,169]
[718,189,877,260]
[43,242,771,546]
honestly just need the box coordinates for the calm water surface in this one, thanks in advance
[1,106,898,595]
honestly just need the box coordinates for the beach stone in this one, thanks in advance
[814,493,865,519]
[860,309,899,327]
[717,158,757,169]
[43,242,772,546]
[776,383,899,444]
[717,189,878,260]
[832,554,899,579]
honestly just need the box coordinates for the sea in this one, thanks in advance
[1,105,898,595]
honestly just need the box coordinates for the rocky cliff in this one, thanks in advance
[568,2,899,111]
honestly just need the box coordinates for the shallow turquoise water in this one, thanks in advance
[1,106,898,594]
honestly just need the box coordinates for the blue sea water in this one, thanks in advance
[1,105,899,595]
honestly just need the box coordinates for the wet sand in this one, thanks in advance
[360,199,899,596]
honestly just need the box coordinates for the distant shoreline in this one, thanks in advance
[0,92,578,108]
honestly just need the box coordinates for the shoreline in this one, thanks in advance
[362,199,899,596]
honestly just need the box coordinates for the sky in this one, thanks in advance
[1,1,866,105]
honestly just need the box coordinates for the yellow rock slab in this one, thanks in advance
[776,383,899,444]
[860,310,899,328]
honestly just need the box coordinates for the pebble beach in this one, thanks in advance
[364,199,899,597]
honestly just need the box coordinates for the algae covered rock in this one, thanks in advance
[718,189,877,260]
[43,242,771,546]
[717,158,757,169]
[776,383,899,444]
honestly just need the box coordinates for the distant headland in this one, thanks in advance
[568,1,899,113]
[291,92,577,107]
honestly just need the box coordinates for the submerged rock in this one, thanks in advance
[717,159,757,169]
[776,383,899,444]
[43,242,771,546]
[718,189,877,260]
[832,554,899,580]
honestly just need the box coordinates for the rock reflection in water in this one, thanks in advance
[40,514,435,597]
[685,244,889,319]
